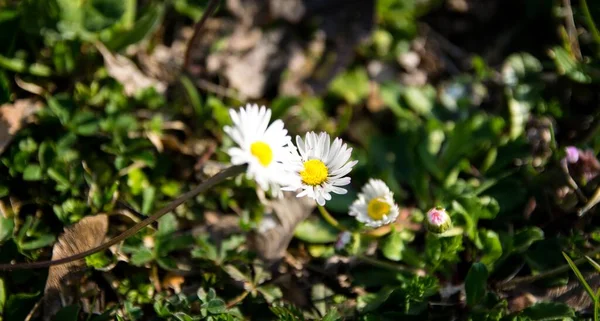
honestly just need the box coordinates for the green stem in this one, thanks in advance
[318,205,345,231]
[0,164,247,270]
[582,0,600,54]
[356,254,424,275]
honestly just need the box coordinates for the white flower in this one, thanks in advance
[223,104,293,195]
[282,132,357,206]
[349,179,399,228]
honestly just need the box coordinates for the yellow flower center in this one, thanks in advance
[367,198,390,220]
[300,159,328,186]
[250,141,273,167]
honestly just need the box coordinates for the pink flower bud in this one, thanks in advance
[425,207,452,234]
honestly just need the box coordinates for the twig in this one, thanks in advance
[196,78,241,101]
[226,291,249,308]
[183,0,221,70]
[0,164,246,270]
[496,245,600,290]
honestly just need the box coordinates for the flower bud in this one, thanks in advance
[565,146,580,164]
[425,207,452,234]
[335,231,352,251]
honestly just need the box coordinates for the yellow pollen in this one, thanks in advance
[367,198,390,220]
[300,159,328,186]
[250,141,273,167]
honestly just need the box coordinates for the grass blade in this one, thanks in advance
[562,252,596,301]
[586,255,600,274]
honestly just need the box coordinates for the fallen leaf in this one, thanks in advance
[507,272,599,313]
[162,273,185,293]
[43,214,109,320]
[249,192,315,262]
[96,43,166,97]
[0,99,42,155]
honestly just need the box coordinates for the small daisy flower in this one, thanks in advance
[425,207,452,234]
[282,132,357,206]
[349,179,400,228]
[223,104,293,195]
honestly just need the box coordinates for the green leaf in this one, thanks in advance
[294,217,339,244]
[381,228,405,261]
[69,110,99,136]
[180,75,203,116]
[156,256,178,270]
[20,234,56,250]
[402,85,435,116]
[157,213,177,237]
[52,305,81,321]
[479,229,502,269]
[329,68,370,104]
[562,252,596,301]
[22,164,42,181]
[38,141,55,169]
[204,299,226,314]
[257,284,283,304]
[0,185,8,198]
[513,227,544,253]
[223,265,250,283]
[550,46,592,83]
[83,0,127,32]
[357,286,395,313]
[130,247,154,266]
[0,216,14,244]
[4,291,39,321]
[520,302,575,320]
[0,55,52,76]
[586,256,600,274]
[0,278,5,315]
[322,308,341,321]
[465,262,488,307]
[106,4,164,51]
[141,186,156,215]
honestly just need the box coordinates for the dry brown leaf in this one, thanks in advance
[249,192,315,262]
[507,272,600,313]
[0,99,42,155]
[96,43,166,97]
[43,214,109,320]
[162,272,186,293]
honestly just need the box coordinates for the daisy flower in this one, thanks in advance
[349,179,399,228]
[282,132,357,206]
[223,104,293,195]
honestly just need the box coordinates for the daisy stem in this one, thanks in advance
[318,205,345,231]
[356,254,425,275]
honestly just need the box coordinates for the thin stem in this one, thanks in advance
[226,291,249,308]
[0,164,246,270]
[318,205,344,231]
[496,245,600,290]
[183,0,221,70]
[356,254,425,275]
[362,225,393,238]
[582,0,600,55]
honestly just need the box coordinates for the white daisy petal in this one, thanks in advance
[281,131,357,206]
[348,179,400,228]
[223,103,294,197]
